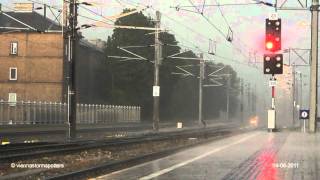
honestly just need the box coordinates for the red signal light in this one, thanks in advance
[266,42,273,50]
[265,35,279,52]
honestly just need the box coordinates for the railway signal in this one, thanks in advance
[264,16,283,132]
[263,54,283,75]
[265,18,281,52]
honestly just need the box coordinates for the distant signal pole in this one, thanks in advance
[153,11,161,131]
[199,53,204,126]
[226,70,230,121]
[240,79,244,124]
[309,0,318,132]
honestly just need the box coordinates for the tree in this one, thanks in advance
[104,9,241,122]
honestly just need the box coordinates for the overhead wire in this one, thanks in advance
[119,0,217,41]
[118,0,260,69]
[15,0,259,69]
[79,5,115,24]
[165,38,259,69]
[187,0,228,40]
[214,0,232,29]
[176,2,261,8]
[187,0,253,61]
[181,1,265,58]
[77,14,112,27]
[26,0,62,11]
[213,0,254,57]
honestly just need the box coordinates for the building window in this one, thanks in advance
[10,42,18,55]
[9,67,17,80]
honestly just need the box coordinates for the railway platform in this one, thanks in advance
[95,130,320,180]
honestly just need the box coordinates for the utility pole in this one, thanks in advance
[251,84,255,114]
[271,75,276,130]
[309,0,318,133]
[253,84,257,115]
[152,11,161,131]
[299,73,303,108]
[67,0,78,139]
[240,79,244,124]
[292,64,296,127]
[226,73,230,121]
[199,53,204,126]
[247,83,251,116]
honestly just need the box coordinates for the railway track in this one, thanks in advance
[0,124,238,163]
[0,123,152,144]
[46,127,242,180]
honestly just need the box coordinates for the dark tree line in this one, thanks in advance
[87,9,240,122]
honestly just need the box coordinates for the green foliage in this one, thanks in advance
[103,9,241,122]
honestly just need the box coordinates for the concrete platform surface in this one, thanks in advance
[94,130,320,180]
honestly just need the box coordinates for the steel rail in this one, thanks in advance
[0,125,237,163]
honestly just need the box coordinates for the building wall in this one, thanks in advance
[0,32,64,102]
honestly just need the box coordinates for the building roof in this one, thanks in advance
[0,11,62,33]
[0,10,105,53]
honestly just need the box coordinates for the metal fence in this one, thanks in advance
[0,100,141,125]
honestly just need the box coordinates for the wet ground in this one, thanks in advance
[95,130,320,180]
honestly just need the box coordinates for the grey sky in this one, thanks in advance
[1,0,313,109]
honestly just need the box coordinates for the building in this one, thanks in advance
[0,3,107,104]
[0,5,64,103]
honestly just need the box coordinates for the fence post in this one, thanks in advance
[109,105,112,123]
[44,101,48,124]
[129,106,132,122]
[7,102,10,124]
[31,101,37,124]
[57,102,61,124]
[138,106,141,122]
[18,101,21,124]
[92,104,96,124]
[48,102,52,124]
[63,102,67,124]
[53,102,56,124]
[38,101,42,124]
[102,105,105,123]
[88,104,91,124]
[112,105,115,123]
[124,106,127,122]
[94,104,97,123]
[116,105,120,123]
[0,100,3,125]
[98,104,102,124]
[76,103,80,124]
[13,102,17,124]
[106,105,109,123]
[25,101,30,124]
[119,106,122,122]
[83,104,87,124]
[136,106,139,122]
[78,104,82,124]
[20,101,24,124]
[126,106,129,122]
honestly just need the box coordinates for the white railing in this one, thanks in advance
[0,100,141,125]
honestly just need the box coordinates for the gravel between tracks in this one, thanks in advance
[0,133,226,180]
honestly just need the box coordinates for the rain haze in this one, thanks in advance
[0,0,319,179]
